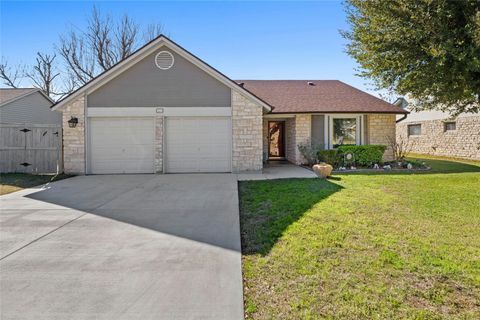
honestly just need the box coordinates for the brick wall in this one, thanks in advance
[397,116,480,160]
[232,91,263,171]
[62,96,85,174]
[366,114,396,161]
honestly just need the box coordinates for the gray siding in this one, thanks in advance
[311,115,325,148]
[0,92,60,125]
[88,49,231,108]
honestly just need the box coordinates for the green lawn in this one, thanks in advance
[0,173,71,195]
[240,156,480,319]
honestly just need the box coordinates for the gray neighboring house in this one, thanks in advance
[52,35,407,175]
[0,88,59,125]
[396,99,480,160]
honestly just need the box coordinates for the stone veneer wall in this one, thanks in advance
[62,95,86,174]
[154,116,164,173]
[397,116,480,160]
[262,119,269,160]
[366,114,396,161]
[284,115,311,165]
[231,91,263,171]
[285,118,296,163]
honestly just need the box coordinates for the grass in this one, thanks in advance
[240,156,480,319]
[0,173,72,195]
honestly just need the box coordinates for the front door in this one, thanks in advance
[268,121,285,158]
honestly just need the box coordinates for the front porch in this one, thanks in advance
[237,161,316,181]
[262,113,396,165]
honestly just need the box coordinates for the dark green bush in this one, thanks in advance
[337,145,386,166]
[317,149,341,167]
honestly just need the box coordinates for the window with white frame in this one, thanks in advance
[408,124,421,136]
[325,115,364,149]
[333,118,357,146]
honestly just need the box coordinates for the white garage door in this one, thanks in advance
[165,117,231,173]
[89,117,154,174]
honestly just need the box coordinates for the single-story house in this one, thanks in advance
[0,88,59,125]
[52,35,407,174]
[396,99,480,160]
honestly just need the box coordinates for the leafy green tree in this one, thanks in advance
[343,0,480,115]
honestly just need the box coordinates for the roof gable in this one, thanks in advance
[52,35,272,112]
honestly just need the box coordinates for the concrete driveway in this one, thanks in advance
[0,174,243,320]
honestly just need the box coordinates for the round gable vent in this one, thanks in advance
[155,51,174,70]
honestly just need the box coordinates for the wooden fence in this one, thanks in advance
[0,123,63,173]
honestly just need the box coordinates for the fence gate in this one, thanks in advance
[0,123,63,173]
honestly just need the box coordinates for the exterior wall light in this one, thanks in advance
[68,117,78,128]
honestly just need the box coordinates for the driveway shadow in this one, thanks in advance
[239,178,343,255]
[24,174,241,252]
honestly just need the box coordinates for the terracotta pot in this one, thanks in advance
[312,163,333,179]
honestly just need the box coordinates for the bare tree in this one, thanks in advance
[386,135,414,162]
[3,5,165,98]
[115,14,139,61]
[59,6,150,86]
[25,52,60,97]
[143,23,164,43]
[0,58,23,88]
[59,30,96,85]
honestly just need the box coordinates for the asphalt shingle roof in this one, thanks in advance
[0,88,37,105]
[237,80,407,114]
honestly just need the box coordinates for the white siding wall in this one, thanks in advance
[0,92,60,125]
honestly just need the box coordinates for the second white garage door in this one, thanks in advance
[165,117,231,173]
[89,117,155,174]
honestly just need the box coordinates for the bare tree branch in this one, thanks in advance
[25,52,60,97]
[59,31,96,85]
[88,6,115,70]
[0,58,23,88]
[115,14,138,60]
[143,23,164,43]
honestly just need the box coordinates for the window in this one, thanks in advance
[444,122,456,131]
[333,118,357,147]
[408,124,421,136]
[326,115,364,149]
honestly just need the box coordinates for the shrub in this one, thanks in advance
[297,141,323,166]
[317,149,341,167]
[337,145,386,166]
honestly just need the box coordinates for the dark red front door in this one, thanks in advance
[268,121,285,158]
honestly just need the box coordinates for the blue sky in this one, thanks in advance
[0,1,379,95]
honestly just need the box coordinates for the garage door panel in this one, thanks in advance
[166,117,231,173]
[89,118,154,174]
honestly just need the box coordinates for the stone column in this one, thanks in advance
[154,116,164,173]
[62,96,85,175]
[367,114,396,161]
[231,91,263,172]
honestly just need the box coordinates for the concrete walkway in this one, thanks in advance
[237,163,316,181]
[0,174,243,320]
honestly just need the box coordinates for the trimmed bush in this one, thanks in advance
[317,149,341,167]
[337,145,386,166]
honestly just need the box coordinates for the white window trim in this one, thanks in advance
[324,114,365,149]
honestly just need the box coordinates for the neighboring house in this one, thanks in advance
[0,88,59,125]
[51,35,407,175]
[396,99,480,160]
